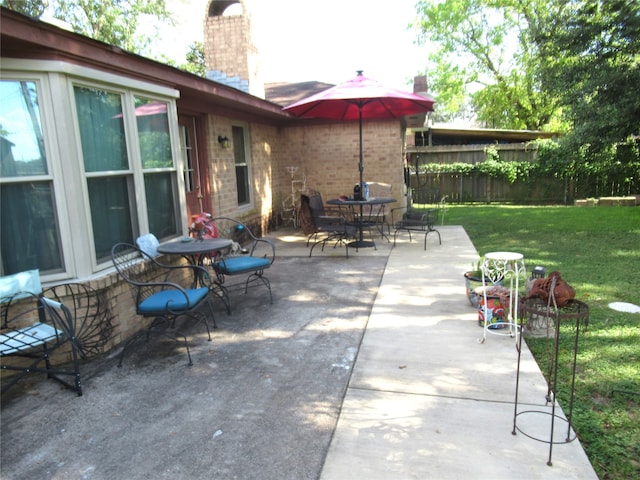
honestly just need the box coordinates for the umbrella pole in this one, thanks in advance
[358,108,364,242]
[354,107,371,246]
[358,107,364,191]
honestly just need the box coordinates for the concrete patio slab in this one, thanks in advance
[320,389,593,480]
[320,225,597,480]
[0,225,597,479]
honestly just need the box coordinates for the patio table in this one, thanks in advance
[327,197,396,249]
[157,238,233,287]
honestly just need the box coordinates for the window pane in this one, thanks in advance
[236,165,250,205]
[0,80,47,177]
[232,125,250,205]
[74,86,128,172]
[135,97,172,169]
[232,126,246,166]
[88,176,134,262]
[145,172,178,239]
[1,182,63,275]
[180,125,195,192]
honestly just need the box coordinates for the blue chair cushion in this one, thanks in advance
[214,256,271,275]
[138,287,209,314]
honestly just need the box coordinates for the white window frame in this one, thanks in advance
[0,71,74,282]
[0,59,183,281]
[232,122,253,209]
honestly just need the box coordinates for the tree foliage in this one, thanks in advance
[180,41,206,77]
[413,0,562,130]
[2,0,47,17]
[532,0,640,156]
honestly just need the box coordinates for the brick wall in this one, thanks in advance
[277,120,407,212]
[53,118,408,361]
[205,115,280,233]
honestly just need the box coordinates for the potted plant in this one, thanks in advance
[464,261,503,308]
[464,261,485,308]
[477,285,511,328]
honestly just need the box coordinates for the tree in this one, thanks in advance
[412,0,563,131]
[533,0,640,155]
[2,0,174,55]
[180,41,206,77]
[2,0,48,17]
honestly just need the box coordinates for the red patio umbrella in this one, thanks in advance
[283,71,435,192]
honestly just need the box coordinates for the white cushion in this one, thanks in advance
[0,269,41,301]
[136,233,160,257]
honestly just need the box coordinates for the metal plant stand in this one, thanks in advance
[281,166,306,228]
[479,251,526,344]
[513,290,589,466]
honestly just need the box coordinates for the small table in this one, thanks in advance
[157,238,233,287]
[479,251,526,344]
[326,197,396,249]
[158,238,232,260]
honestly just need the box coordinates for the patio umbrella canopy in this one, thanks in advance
[283,71,435,192]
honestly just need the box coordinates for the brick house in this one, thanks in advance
[0,3,417,347]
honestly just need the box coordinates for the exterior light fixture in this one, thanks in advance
[218,135,230,148]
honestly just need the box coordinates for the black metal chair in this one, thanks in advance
[205,217,275,308]
[1,290,84,396]
[111,243,215,367]
[42,283,114,359]
[392,207,442,250]
[300,191,356,257]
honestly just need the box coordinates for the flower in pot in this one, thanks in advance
[477,285,511,328]
[464,261,504,308]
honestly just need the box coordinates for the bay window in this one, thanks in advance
[0,61,182,279]
[0,79,65,275]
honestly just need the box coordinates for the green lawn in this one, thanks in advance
[438,204,640,480]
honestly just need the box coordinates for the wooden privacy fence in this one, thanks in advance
[408,143,639,204]
[411,173,567,204]
[409,143,556,204]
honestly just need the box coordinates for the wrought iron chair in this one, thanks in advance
[300,191,356,257]
[1,270,84,396]
[42,283,114,360]
[205,217,275,308]
[111,243,215,367]
[391,207,442,250]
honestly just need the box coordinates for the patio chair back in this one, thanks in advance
[300,191,355,257]
[392,207,442,250]
[43,283,114,359]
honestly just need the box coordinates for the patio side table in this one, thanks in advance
[479,251,526,344]
[513,296,589,466]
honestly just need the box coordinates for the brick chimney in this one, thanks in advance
[404,75,431,128]
[413,75,429,95]
[204,0,264,98]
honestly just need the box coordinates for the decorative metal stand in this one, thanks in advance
[513,285,589,466]
[479,251,526,344]
[281,166,306,228]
